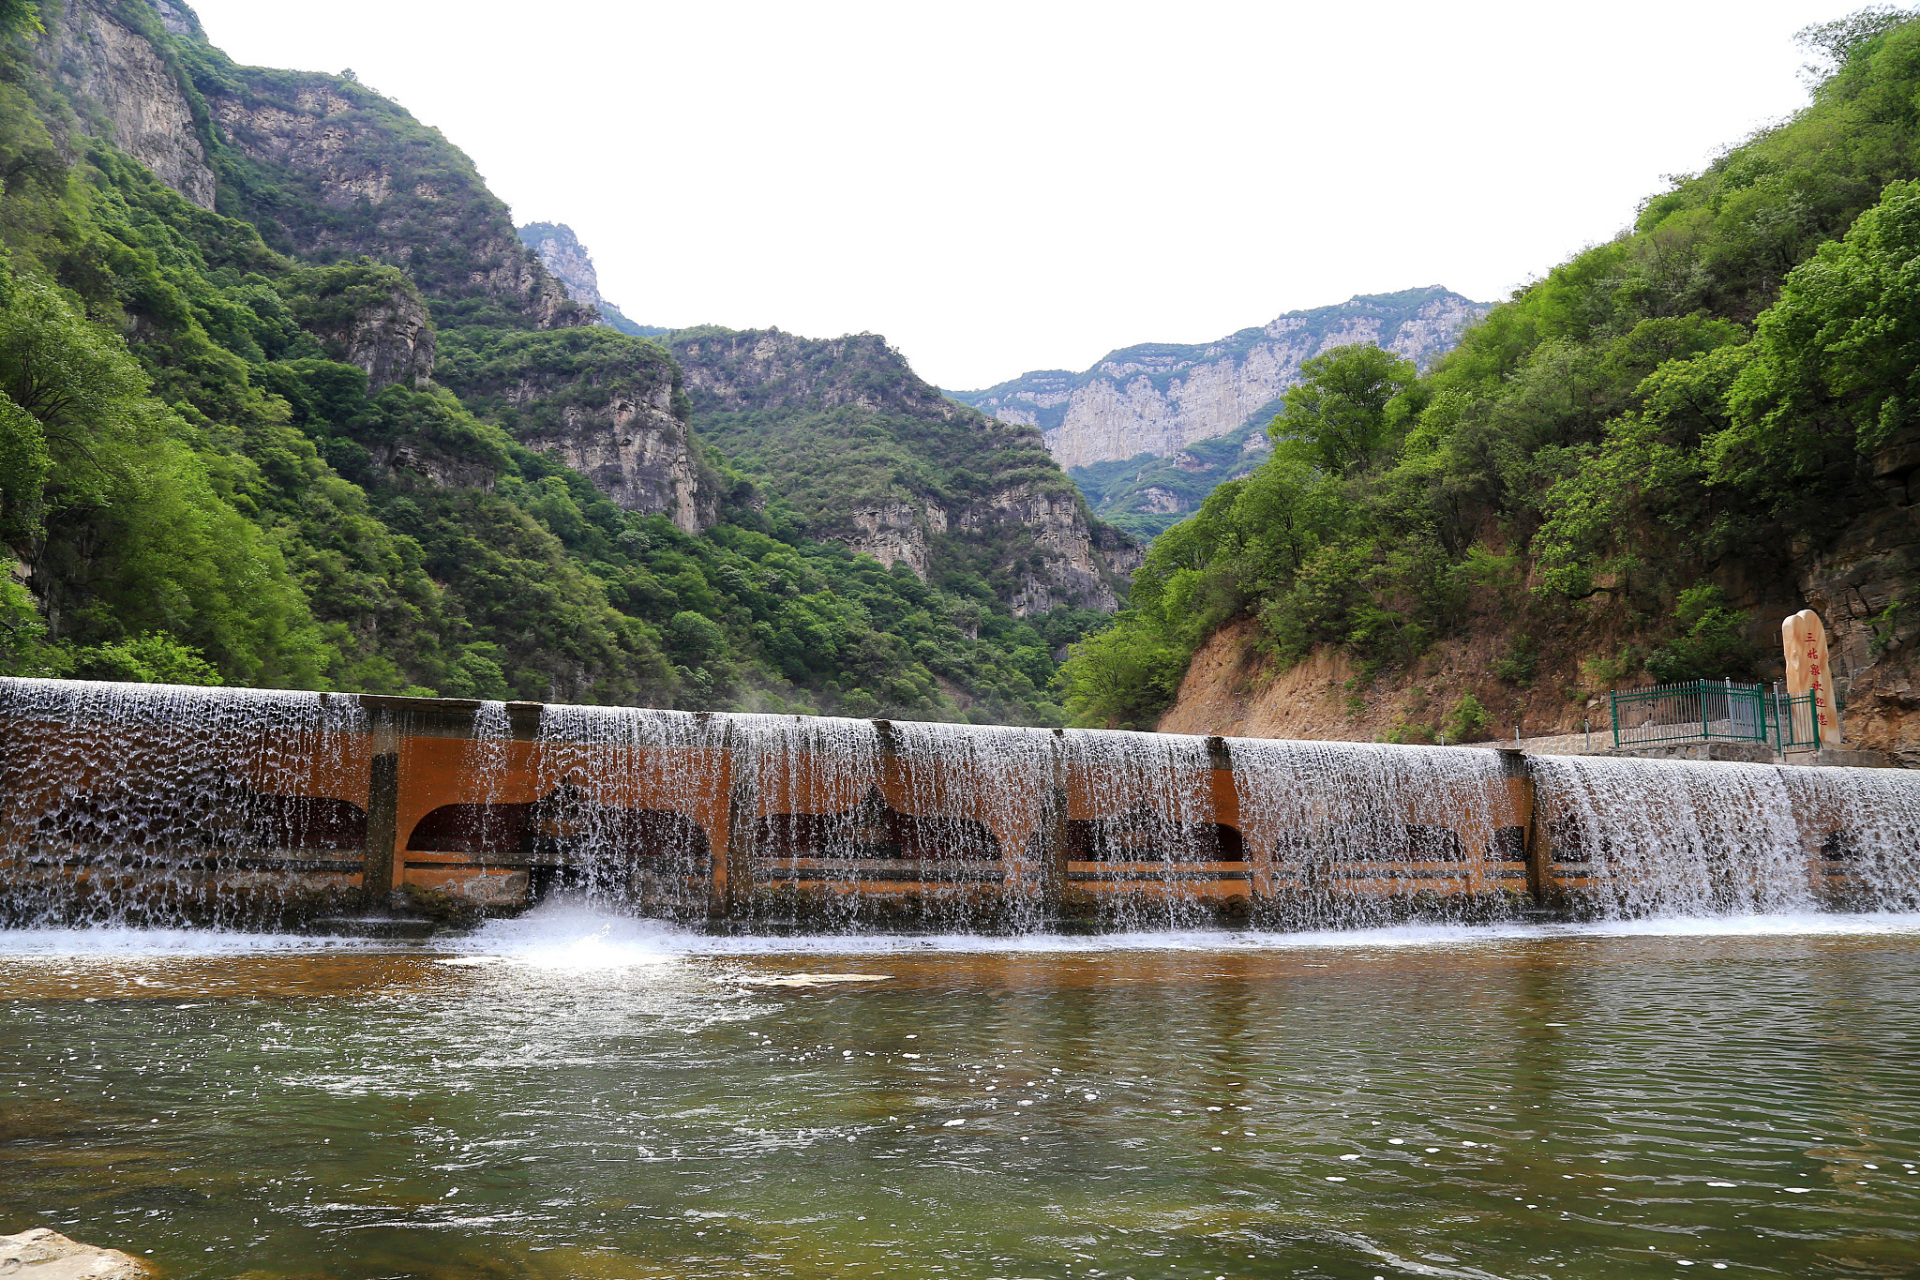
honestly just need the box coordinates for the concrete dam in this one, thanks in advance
[3,678,1918,931]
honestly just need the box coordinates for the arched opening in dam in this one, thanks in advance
[4,677,1917,932]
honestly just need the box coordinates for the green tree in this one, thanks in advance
[1714,180,1920,512]
[0,1,39,39]
[1443,693,1491,742]
[1270,344,1417,475]
[1058,617,1189,730]
[0,263,326,685]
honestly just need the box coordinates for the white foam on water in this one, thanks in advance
[0,925,376,957]
[7,901,1920,962]
[1541,911,1920,939]
[436,900,1920,961]
[438,900,685,970]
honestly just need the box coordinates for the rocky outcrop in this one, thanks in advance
[517,224,661,337]
[957,485,1120,614]
[438,329,715,533]
[518,222,605,315]
[34,0,216,209]
[0,1228,151,1280]
[848,500,943,576]
[1092,521,1146,578]
[335,288,433,390]
[148,0,200,37]
[522,397,710,535]
[1792,491,1920,765]
[373,438,499,491]
[669,327,1137,614]
[672,329,963,418]
[289,264,435,390]
[953,286,1490,471]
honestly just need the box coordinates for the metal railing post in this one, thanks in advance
[1609,689,1621,750]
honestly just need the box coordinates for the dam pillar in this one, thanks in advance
[720,771,754,922]
[361,741,402,911]
[1041,784,1072,913]
[1037,728,1076,917]
[1495,747,1549,908]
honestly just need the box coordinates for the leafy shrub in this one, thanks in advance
[1444,693,1491,742]
[1646,585,1760,683]
[1493,633,1538,684]
[72,633,222,686]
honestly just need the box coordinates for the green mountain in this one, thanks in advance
[1066,421,1273,541]
[1062,8,1920,762]
[949,287,1487,540]
[666,327,1136,619]
[0,0,1119,724]
[504,227,1140,614]
[949,287,1488,465]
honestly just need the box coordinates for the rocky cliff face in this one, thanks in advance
[170,35,582,329]
[952,287,1490,471]
[672,328,962,417]
[846,500,944,577]
[518,222,605,316]
[1068,418,1273,541]
[670,328,1135,615]
[289,266,436,391]
[123,16,713,531]
[958,485,1120,615]
[335,287,434,391]
[34,0,216,209]
[436,328,716,534]
[521,392,711,536]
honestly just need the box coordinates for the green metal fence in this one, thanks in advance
[1608,679,1822,753]
[1770,687,1825,753]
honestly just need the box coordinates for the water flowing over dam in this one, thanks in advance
[2,677,1917,931]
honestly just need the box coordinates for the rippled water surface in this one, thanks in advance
[6,907,1920,1278]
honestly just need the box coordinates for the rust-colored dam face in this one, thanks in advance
[1,680,1915,930]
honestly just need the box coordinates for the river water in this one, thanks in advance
[6,906,1920,1279]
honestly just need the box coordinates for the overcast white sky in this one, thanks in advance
[185,0,1878,389]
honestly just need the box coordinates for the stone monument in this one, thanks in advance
[1782,608,1843,745]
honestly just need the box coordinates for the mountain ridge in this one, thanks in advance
[948,286,1490,472]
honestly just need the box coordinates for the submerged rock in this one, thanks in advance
[0,1229,151,1279]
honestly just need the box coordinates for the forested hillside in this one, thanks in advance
[1064,9,1920,762]
[0,0,1111,724]
[668,327,1136,619]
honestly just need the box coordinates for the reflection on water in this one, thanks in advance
[5,906,1920,1278]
